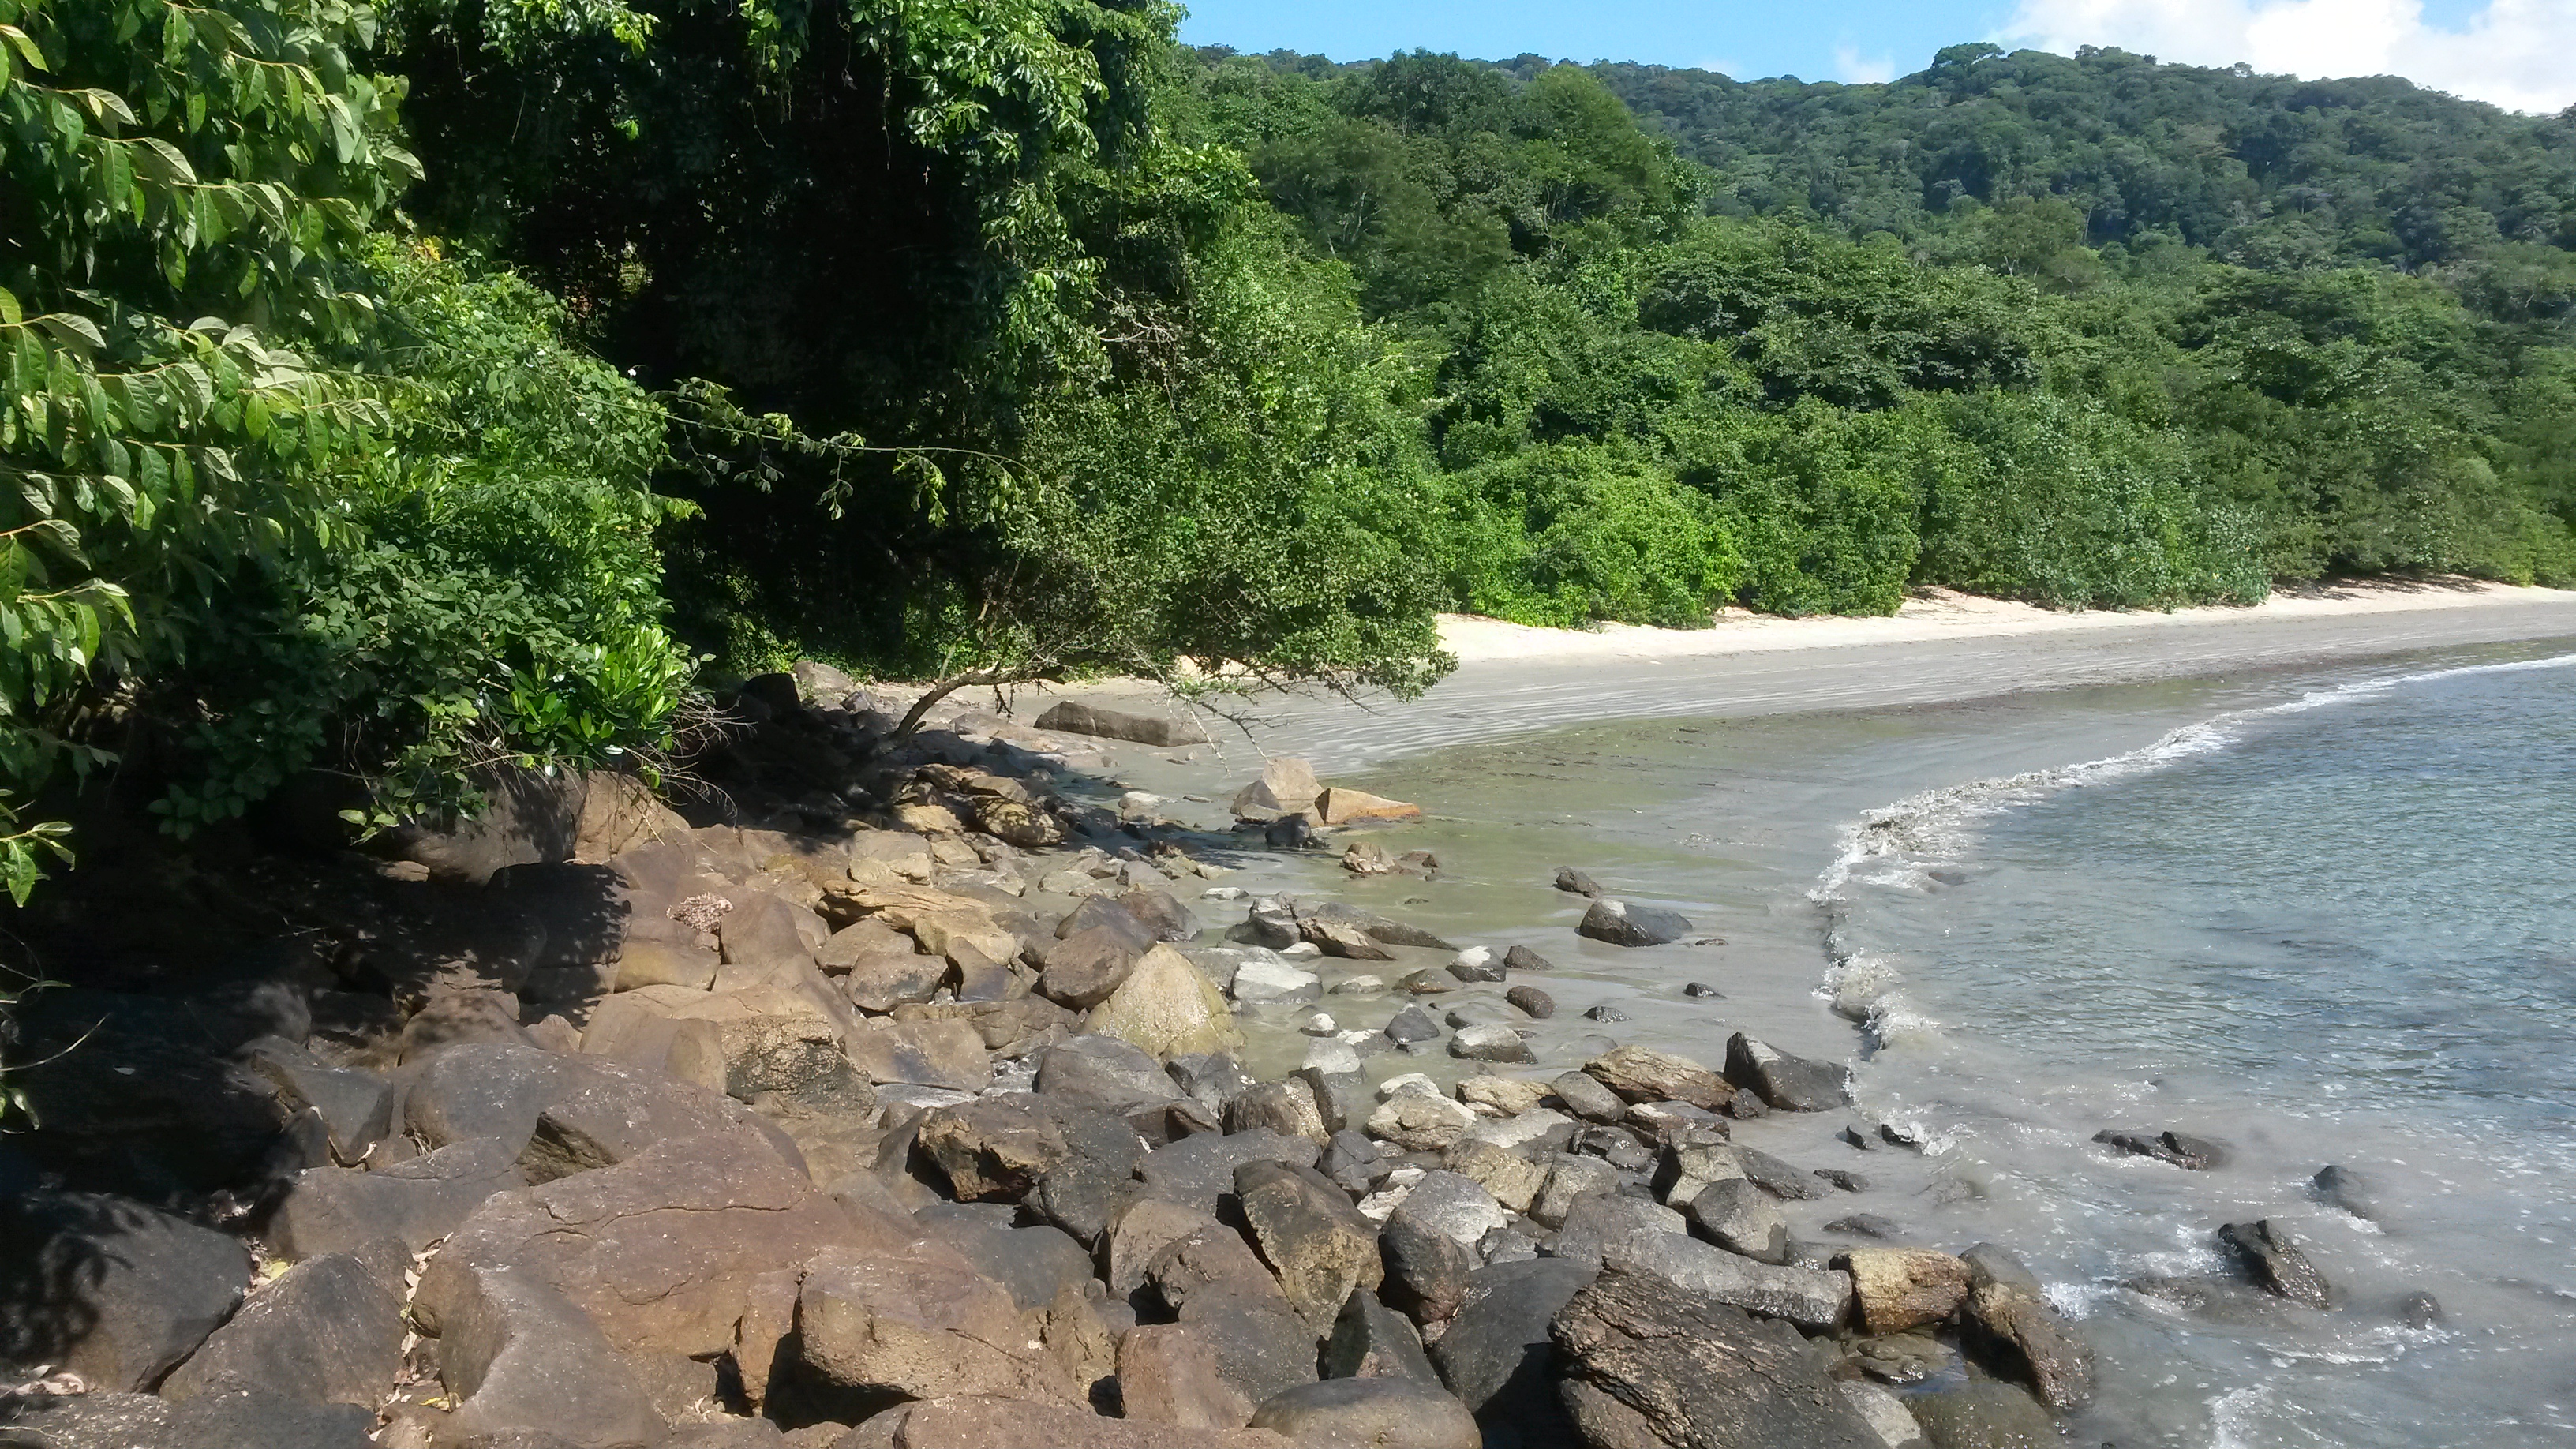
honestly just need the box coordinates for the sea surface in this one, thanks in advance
[1205,635,2576,1447]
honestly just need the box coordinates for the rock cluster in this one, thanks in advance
[0,671,2120,1449]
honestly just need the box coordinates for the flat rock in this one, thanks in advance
[795,1242,1080,1413]
[1366,1091,1480,1152]
[1552,867,1604,897]
[1448,1023,1534,1062]
[1138,1129,1320,1217]
[1033,1033,1183,1118]
[1549,1267,1882,1449]
[1576,897,1691,947]
[1035,699,1211,747]
[432,1261,668,1447]
[1231,956,1324,1005]
[1688,1178,1790,1264]
[271,1136,528,1259]
[2091,1126,2226,1170]
[1392,1170,1510,1250]
[1249,1377,1479,1448]
[1601,1230,1854,1331]
[1548,1192,1689,1269]
[1585,1044,1732,1110]
[1315,787,1423,825]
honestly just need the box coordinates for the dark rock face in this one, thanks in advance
[1426,1258,1600,1448]
[1145,1227,1320,1408]
[1552,867,1605,897]
[1118,888,1203,945]
[161,1253,403,1408]
[1379,1208,1475,1327]
[1447,953,1507,983]
[1503,945,1556,974]
[1324,1286,1440,1384]
[1136,1129,1319,1218]
[1958,1243,2095,1412]
[913,1213,1095,1313]
[0,1189,249,1392]
[1736,1146,1831,1201]
[1384,1003,1443,1044]
[270,1136,528,1259]
[1232,1160,1384,1332]
[1723,1032,1844,1112]
[0,1389,376,1449]
[1686,1179,1790,1264]
[2091,1127,2226,1170]
[2218,1219,2335,1309]
[1505,985,1556,1019]
[433,1262,668,1448]
[1247,1376,1482,1449]
[405,1042,776,1165]
[1548,1267,1883,1449]
[1575,898,1691,948]
[793,1243,1080,1417]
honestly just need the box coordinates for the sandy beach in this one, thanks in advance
[1432,579,2576,665]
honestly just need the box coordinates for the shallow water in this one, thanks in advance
[1199,635,2576,1447]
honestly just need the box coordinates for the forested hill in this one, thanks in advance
[1228,43,2576,287]
[1593,46,2576,274]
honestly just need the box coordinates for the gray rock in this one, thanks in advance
[1582,1003,1627,1023]
[1586,1044,1732,1111]
[1503,945,1556,974]
[1552,867,1604,897]
[1118,888,1203,944]
[1139,1129,1321,1217]
[271,1136,528,1259]
[795,1243,1080,1413]
[1841,1380,1930,1447]
[1724,1032,1844,1112]
[1504,984,1556,1019]
[436,1263,668,1448]
[2312,1163,2384,1222]
[1228,1079,1328,1144]
[1035,699,1211,747]
[1447,949,1507,983]
[1147,1227,1320,1406]
[1384,1003,1443,1044]
[1394,1170,1510,1250]
[241,1038,395,1164]
[919,1092,1143,1244]
[1739,1146,1833,1200]
[0,1189,248,1392]
[1549,1070,1627,1124]
[1548,1192,1688,1269]
[1380,1208,1475,1327]
[1573,1124,1654,1173]
[1552,1266,1883,1449]
[1168,1050,1256,1114]
[1448,1023,1534,1063]
[1825,1213,1907,1241]
[1530,1155,1623,1230]
[162,1253,402,1408]
[1034,1033,1182,1118]
[1687,1178,1790,1264]
[1652,1138,1747,1206]
[2091,1126,2226,1170]
[1324,1286,1440,1384]
[1601,1230,1853,1331]
[1576,897,1691,947]
[1230,956,1324,1005]
[1249,1377,1481,1449]
[1294,1058,1368,1136]
[1039,920,1153,1009]
[912,1213,1095,1312]
[1426,1258,1599,1446]
[2219,1218,2335,1309]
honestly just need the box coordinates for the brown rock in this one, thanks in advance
[1840,1248,1971,1335]
[1584,1043,1735,1111]
[794,1244,1080,1409]
[612,938,721,993]
[1314,788,1423,826]
[1085,944,1245,1061]
[859,1395,1290,1447]
[1234,1161,1384,1332]
[416,1131,880,1360]
[1117,1322,1255,1429]
[847,1017,990,1092]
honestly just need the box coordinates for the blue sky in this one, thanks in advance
[1174,0,2569,112]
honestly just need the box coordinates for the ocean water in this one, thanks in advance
[1200,636,2576,1447]
[1821,648,2576,1447]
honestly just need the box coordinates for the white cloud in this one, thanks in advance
[1999,0,2576,112]
[1834,43,1899,84]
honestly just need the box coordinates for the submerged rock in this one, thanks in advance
[2218,1219,2335,1309]
[1576,897,1692,947]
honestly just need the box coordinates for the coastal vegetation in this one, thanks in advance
[2,0,2574,882]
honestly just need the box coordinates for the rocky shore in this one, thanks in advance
[0,665,2317,1448]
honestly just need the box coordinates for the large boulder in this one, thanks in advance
[1085,944,1246,1061]
[846,1017,991,1094]
[1575,898,1691,947]
[432,1262,668,1449]
[1958,1244,2094,1411]
[404,1043,792,1166]
[1425,1259,1599,1447]
[1841,1247,1971,1335]
[1144,1226,1321,1407]
[384,763,587,884]
[161,1253,402,1408]
[1724,1032,1845,1112]
[0,1189,248,1392]
[1033,1032,1184,1120]
[1234,1160,1385,1331]
[794,1242,1082,1413]
[1313,788,1423,826]
[1035,699,1212,747]
[1600,1232,1852,1332]
[1136,1129,1320,1219]
[1118,1321,1256,1428]
[417,1130,880,1360]
[913,1094,1143,1244]
[1230,759,1322,821]
[1324,1286,1440,1384]
[1549,1267,1884,1449]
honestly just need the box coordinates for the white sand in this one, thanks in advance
[1436,581,2576,665]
